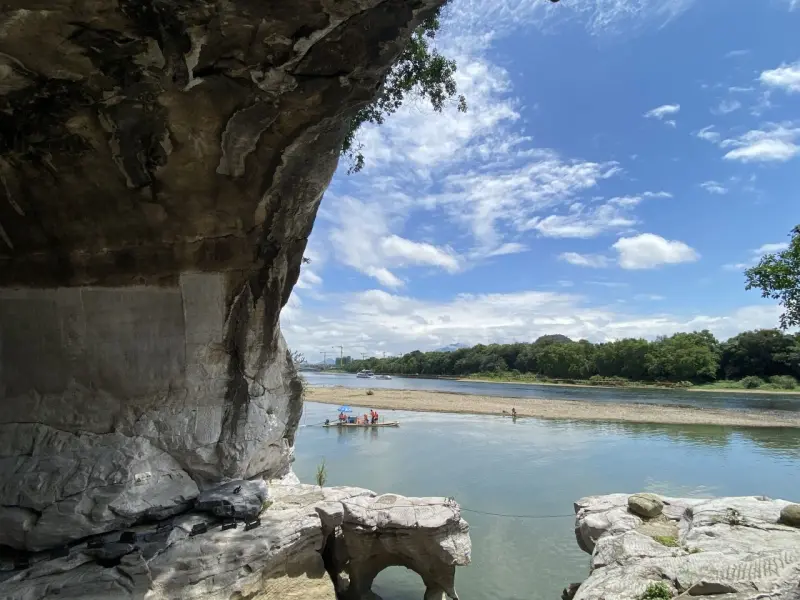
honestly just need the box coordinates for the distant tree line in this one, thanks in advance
[343,330,800,389]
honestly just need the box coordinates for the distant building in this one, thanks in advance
[335,356,353,366]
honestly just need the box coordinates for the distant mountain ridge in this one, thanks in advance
[436,343,469,352]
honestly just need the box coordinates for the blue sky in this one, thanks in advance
[282,0,800,360]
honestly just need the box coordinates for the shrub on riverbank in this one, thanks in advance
[741,376,765,389]
[770,375,797,390]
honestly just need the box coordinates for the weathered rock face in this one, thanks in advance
[0,478,471,600]
[0,0,445,552]
[571,493,800,600]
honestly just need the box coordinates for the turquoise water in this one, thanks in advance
[294,401,800,600]
[301,372,800,413]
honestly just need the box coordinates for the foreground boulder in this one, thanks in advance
[779,504,800,527]
[627,493,663,518]
[0,478,471,600]
[571,493,800,600]
[0,0,446,552]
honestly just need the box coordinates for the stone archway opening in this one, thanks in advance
[371,565,427,600]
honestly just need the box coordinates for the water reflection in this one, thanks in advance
[295,402,800,600]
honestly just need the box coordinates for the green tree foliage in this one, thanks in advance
[342,329,800,386]
[745,225,800,330]
[719,329,800,379]
[341,6,466,172]
[645,331,720,382]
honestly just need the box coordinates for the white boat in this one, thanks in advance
[356,369,374,378]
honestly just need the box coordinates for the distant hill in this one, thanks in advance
[436,343,469,353]
[533,334,573,345]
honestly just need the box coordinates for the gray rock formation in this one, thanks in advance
[780,504,800,527]
[195,478,269,519]
[570,493,800,600]
[0,0,447,552]
[627,493,663,518]
[0,478,471,600]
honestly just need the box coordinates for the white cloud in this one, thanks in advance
[613,233,700,269]
[722,262,750,272]
[725,49,750,59]
[484,242,528,257]
[724,139,799,162]
[524,191,668,239]
[729,86,755,93]
[295,268,322,290]
[559,252,610,268]
[365,267,404,288]
[753,242,789,255]
[700,180,728,195]
[713,99,741,115]
[634,294,665,301]
[380,235,460,272]
[696,126,720,143]
[433,153,620,247]
[326,196,460,288]
[722,242,789,271]
[721,123,800,162]
[444,0,698,39]
[282,289,785,357]
[644,104,681,120]
[759,60,800,94]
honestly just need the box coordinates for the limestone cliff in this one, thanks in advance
[0,0,447,553]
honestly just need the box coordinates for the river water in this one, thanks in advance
[294,399,800,600]
[301,371,800,413]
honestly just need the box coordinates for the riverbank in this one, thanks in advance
[460,376,800,395]
[305,386,800,427]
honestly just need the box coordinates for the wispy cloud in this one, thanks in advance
[444,0,699,38]
[723,241,789,271]
[721,123,800,163]
[644,104,681,121]
[326,196,460,288]
[753,242,789,255]
[724,49,750,59]
[713,99,742,115]
[559,252,610,268]
[524,191,670,239]
[759,60,800,94]
[700,180,728,195]
[696,125,720,143]
[613,233,699,269]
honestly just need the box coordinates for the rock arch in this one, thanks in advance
[318,494,471,600]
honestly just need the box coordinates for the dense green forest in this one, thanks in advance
[341,329,800,390]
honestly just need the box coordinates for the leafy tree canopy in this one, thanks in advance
[341,6,466,173]
[745,225,800,330]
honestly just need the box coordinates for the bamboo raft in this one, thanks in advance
[323,421,400,428]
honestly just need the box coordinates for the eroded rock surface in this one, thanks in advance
[0,478,471,600]
[571,493,800,600]
[0,0,446,552]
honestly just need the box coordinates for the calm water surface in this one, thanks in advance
[294,401,800,600]
[301,371,800,413]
